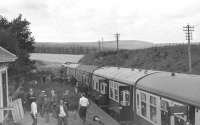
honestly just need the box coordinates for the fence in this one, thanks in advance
[10,98,24,122]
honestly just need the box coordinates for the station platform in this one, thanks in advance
[18,101,120,125]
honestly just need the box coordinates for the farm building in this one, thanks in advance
[0,46,17,122]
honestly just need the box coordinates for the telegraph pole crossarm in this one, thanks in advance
[183,24,194,73]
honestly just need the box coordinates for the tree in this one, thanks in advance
[0,14,35,77]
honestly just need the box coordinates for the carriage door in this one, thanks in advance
[99,79,109,104]
[119,86,132,121]
[160,99,170,125]
[195,108,200,125]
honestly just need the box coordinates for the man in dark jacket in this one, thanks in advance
[50,89,58,118]
[38,90,46,117]
[56,99,68,125]
[43,95,51,123]
[26,88,36,112]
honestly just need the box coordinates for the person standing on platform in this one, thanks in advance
[50,89,58,118]
[43,95,50,123]
[26,88,36,112]
[38,90,45,117]
[56,99,68,125]
[63,90,69,108]
[78,93,89,124]
[74,87,78,95]
[31,98,38,125]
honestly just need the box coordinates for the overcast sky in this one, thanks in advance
[1,0,200,43]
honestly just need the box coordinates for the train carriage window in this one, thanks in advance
[141,93,147,117]
[101,84,104,94]
[114,82,119,101]
[137,94,140,107]
[121,90,130,106]
[100,82,104,94]
[100,83,103,92]
[110,87,114,98]
[109,81,119,102]
[150,96,157,123]
[100,83,107,95]
[96,82,99,91]
[114,88,119,101]
[136,93,140,114]
[105,85,107,94]
[109,82,114,99]
[109,88,114,98]
[93,80,96,90]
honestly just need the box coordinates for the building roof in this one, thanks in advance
[0,46,17,63]
[137,72,200,107]
[93,66,156,85]
[76,65,98,73]
[63,63,79,68]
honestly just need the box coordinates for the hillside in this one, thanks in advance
[34,40,154,54]
[79,44,200,74]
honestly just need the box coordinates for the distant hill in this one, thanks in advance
[34,40,154,54]
[79,43,200,75]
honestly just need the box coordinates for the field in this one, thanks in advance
[35,40,154,50]
[30,53,84,64]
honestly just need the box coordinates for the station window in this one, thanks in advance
[141,93,147,117]
[150,96,157,123]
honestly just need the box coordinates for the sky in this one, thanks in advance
[0,0,200,43]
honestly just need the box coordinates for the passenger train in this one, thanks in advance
[63,63,200,125]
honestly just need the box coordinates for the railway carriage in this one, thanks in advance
[92,67,120,107]
[136,72,200,125]
[75,65,98,94]
[64,64,200,125]
[62,63,79,84]
[92,67,157,122]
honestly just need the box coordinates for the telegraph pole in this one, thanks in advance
[98,40,101,51]
[114,33,120,51]
[101,37,104,51]
[183,24,194,73]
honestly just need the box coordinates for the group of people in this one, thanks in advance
[24,87,90,125]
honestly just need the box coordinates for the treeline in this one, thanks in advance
[34,45,109,54]
[0,14,35,76]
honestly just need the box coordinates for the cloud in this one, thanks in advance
[1,0,200,43]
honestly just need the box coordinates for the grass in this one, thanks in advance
[80,44,200,74]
